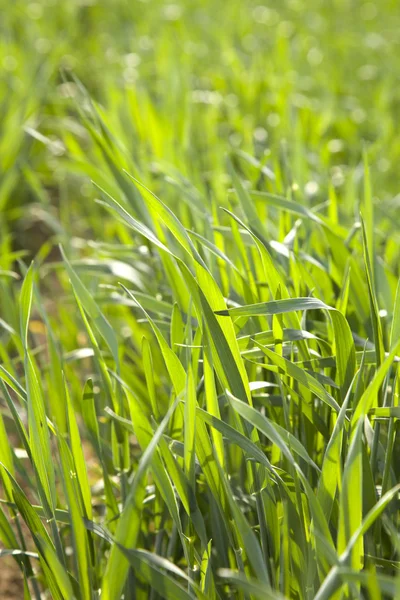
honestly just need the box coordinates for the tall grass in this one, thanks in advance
[1,1,400,598]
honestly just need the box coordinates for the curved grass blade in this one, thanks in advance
[218,569,288,600]
[216,296,355,398]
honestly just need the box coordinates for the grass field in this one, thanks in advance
[1,1,400,598]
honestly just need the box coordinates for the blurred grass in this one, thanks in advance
[2,0,400,245]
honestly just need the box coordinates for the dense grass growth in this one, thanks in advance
[1,1,400,598]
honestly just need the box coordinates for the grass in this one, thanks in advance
[1,0,400,598]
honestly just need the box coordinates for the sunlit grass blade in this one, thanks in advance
[101,398,179,600]
[337,420,363,571]
[60,245,119,367]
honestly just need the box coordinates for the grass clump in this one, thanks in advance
[1,1,400,599]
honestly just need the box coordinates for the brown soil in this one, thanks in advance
[0,553,24,599]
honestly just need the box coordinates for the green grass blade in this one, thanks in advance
[101,398,178,600]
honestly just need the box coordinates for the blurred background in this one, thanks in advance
[1,0,400,259]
